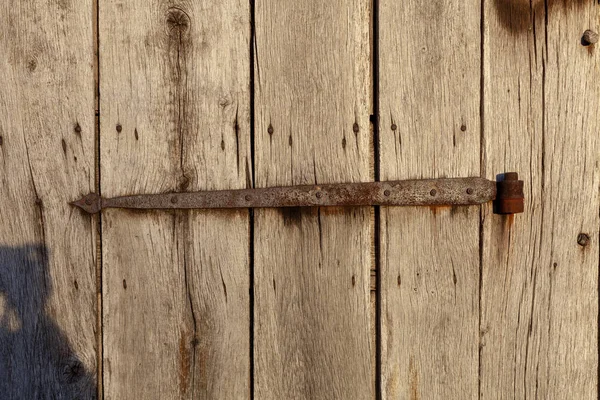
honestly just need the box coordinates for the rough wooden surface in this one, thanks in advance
[481,1,599,398]
[3,3,600,398]
[100,0,251,398]
[0,0,97,398]
[253,1,373,398]
[378,0,482,398]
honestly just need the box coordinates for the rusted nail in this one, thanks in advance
[74,123,82,133]
[245,195,251,201]
[461,124,467,132]
[430,189,437,196]
[171,196,178,204]
[577,233,590,247]
[384,189,391,196]
[267,125,274,135]
[582,30,598,46]
[116,123,122,133]
[85,198,93,205]
[391,124,397,131]
[466,188,473,195]
[315,191,323,199]
[353,123,359,133]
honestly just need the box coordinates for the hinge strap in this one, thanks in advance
[70,173,524,215]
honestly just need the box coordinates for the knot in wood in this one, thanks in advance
[60,358,84,384]
[27,58,37,72]
[166,7,191,34]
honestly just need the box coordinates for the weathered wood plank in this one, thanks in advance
[481,1,599,397]
[253,1,373,398]
[379,1,481,398]
[0,0,97,398]
[100,1,251,398]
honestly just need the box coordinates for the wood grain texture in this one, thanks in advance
[0,0,97,398]
[253,1,373,398]
[481,1,599,398]
[378,1,482,398]
[100,0,250,398]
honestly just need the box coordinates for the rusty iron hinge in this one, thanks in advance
[70,172,524,215]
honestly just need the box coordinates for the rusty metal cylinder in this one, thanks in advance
[494,172,524,214]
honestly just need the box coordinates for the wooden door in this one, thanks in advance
[1,1,598,399]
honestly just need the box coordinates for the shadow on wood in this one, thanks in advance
[0,245,95,399]
[493,0,588,32]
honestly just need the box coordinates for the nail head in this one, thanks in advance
[577,233,590,247]
[582,30,598,46]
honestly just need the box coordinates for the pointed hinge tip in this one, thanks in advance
[70,193,102,214]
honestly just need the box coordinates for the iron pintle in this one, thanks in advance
[494,172,524,214]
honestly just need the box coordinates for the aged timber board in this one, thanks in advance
[100,1,251,398]
[0,0,98,398]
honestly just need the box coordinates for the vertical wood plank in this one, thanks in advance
[0,1,97,398]
[100,1,251,398]
[253,1,373,398]
[379,1,482,398]
[481,1,599,397]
